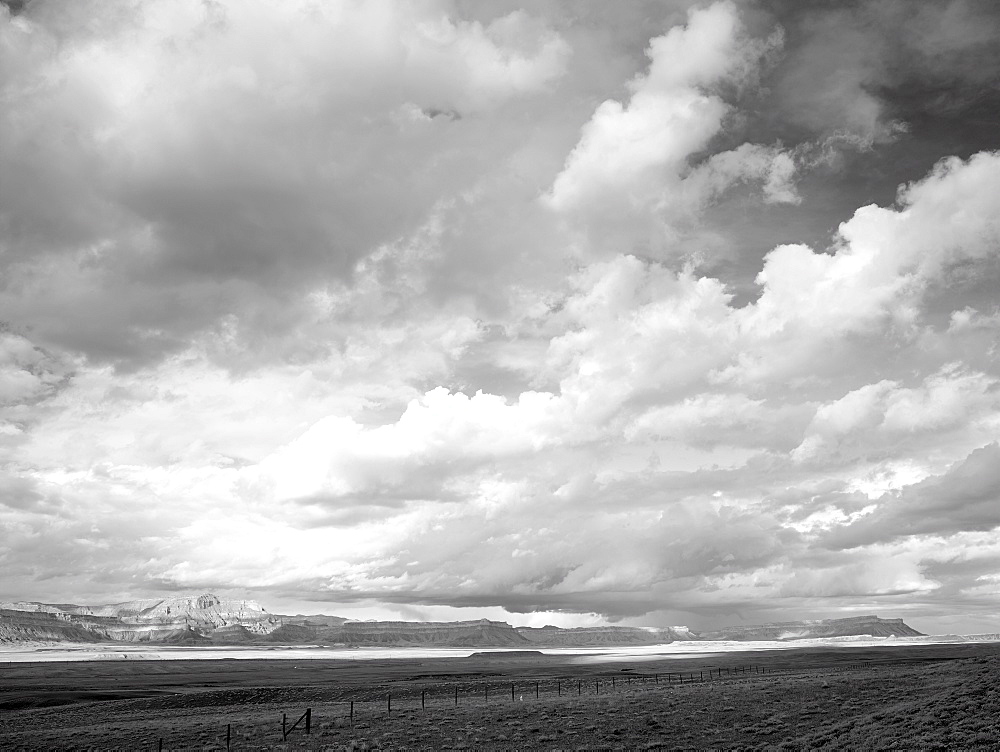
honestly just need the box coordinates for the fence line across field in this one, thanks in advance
[299,663,775,729]
[146,660,898,748]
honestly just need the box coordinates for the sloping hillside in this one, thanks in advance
[0,609,107,643]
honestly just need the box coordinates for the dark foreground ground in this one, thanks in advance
[1,642,999,750]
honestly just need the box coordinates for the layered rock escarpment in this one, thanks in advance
[265,618,529,647]
[516,625,699,646]
[517,625,664,646]
[0,595,278,643]
[0,595,923,646]
[695,615,923,641]
[0,608,110,643]
[68,594,276,631]
[0,599,528,646]
[334,619,529,647]
[515,617,922,645]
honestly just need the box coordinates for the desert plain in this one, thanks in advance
[2,641,1000,750]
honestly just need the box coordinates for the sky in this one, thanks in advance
[1,0,999,635]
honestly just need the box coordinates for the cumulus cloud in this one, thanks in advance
[146,149,991,620]
[1,1,999,632]
[792,366,999,464]
[821,443,1000,550]
[243,387,576,508]
[544,1,792,256]
[716,151,1000,389]
[0,0,568,364]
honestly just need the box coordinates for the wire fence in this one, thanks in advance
[147,661,835,748]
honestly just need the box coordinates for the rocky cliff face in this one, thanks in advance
[0,598,529,647]
[70,594,273,627]
[0,594,280,644]
[0,596,923,646]
[0,608,107,643]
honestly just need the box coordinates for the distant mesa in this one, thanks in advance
[0,594,276,645]
[469,650,545,659]
[693,615,924,641]
[517,625,664,646]
[0,594,923,647]
[512,618,920,645]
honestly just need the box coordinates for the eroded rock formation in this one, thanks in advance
[0,595,924,646]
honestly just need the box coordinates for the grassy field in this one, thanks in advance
[1,642,998,750]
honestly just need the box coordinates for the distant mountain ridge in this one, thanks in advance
[0,594,279,644]
[695,615,923,641]
[516,625,697,646]
[0,593,923,646]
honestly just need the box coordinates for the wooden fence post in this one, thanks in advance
[557,680,561,696]
[226,723,231,749]
[422,689,426,710]
[535,681,539,699]
[282,709,312,741]
[454,687,458,707]
[387,693,391,716]
[578,680,581,696]
[350,701,354,728]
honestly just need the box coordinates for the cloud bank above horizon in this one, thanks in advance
[2,0,1000,634]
